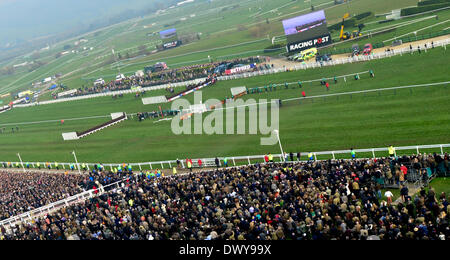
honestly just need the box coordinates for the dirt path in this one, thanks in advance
[270,35,450,69]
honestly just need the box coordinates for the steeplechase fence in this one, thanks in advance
[11,38,449,109]
[13,77,207,108]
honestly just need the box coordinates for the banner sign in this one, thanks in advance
[163,41,180,49]
[225,64,256,75]
[287,34,332,53]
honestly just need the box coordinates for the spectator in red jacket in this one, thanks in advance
[400,164,408,176]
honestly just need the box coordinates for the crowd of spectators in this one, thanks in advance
[1,154,448,240]
[0,170,124,221]
[51,57,271,100]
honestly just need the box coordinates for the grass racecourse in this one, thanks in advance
[0,0,433,96]
[0,47,449,164]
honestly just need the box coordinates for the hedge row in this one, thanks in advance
[401,2,450,16]
[354,12,373,21]
[418,0,450,6]
[328,12,373,31]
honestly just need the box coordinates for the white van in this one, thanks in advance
[115,74,126,82]
[94,78,105,86]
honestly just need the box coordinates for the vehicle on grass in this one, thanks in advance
[115,74,126,82]
[154,62,168,72]
[352,44,360,57]
[293,48,318,62]
[94,78,105,86]
[316,54,332,62]
[392,40,403,47]
[144,62,168,74]
[363,44,373,55]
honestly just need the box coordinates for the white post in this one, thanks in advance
[314,153,317,161]
[274,130,285,162]
[332,152,335,160]
[17,153,26,173]
[247,157,251,165]
[72,151,82,175]
[372,149,376,159]
[441,145,444,155]
[417,146,419,154]
[233,158,236,166]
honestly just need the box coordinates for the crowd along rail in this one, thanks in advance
[1,144,449,173]
[1,144,449,229]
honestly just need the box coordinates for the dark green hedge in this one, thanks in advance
[354,12,373,21]
[401,3,450,16]
[328,12,373,31]
[328,19,356,31]
[418,0,450,6]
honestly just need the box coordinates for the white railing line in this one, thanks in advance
[11,38,449,109]
[1,144,448,171]
[1,143,449,228]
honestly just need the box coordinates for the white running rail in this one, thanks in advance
[1,144,449,172]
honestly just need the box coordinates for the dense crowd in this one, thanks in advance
[0,170,124,221]
[1,153,448,240]
[51,57,269,99]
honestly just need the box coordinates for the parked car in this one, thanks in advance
[154,62,168,72]
[293,48,318,62]
[363,43,373,55]
[316,54,332,62]
[352,44,360,57]
[94,78,105,86]
[392,40,403,47]
[115,74,126,82]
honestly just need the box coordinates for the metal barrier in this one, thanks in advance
[1,144,448,172]
[1,143,448,229]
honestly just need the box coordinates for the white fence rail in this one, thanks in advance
[12,38,449,109]
[0,143,449,229]
[217,38,450,81]
[2,144,449,172]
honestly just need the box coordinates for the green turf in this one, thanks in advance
[0,0,427,97]
[0,47,448,163]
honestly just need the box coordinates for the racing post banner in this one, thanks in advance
[287,34,332,53]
